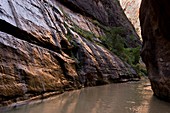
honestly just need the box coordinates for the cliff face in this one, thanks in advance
[140,0,170,100]
[119,0,141,38]
[0,0,140,106]
[60,0,141,47]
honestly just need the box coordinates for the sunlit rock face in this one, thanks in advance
[59,0,141,47]
[140,0,170,100]
[0,0,140,106]
[119,0,142,38]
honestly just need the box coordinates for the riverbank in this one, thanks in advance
[0,77,140,112]
[2,77,170,113]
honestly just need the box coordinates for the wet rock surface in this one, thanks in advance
[140,0,170,100]
[0,0,140,106]
[59,0,141,47]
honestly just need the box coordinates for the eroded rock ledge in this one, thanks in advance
[59,0,141,47]
[0,0,140,106]
[140,0,170,100]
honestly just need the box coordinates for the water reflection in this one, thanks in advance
[148,96,170,113]
[2,79,170,113]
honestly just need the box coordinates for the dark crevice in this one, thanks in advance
[0,19,61,53]
[53,52,77,87]
[38,2,61,48]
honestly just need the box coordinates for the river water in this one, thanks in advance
[2,78,170,113]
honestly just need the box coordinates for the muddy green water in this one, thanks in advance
[2,78,170,113]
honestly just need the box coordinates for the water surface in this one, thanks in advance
[2,78,170,113]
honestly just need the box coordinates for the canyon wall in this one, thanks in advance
[119,0,141,38]
[0,0,140,106]
[59,0,141,47]
[140,0,170,100]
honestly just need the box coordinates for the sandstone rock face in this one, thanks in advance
[140,0,170,100]
[119,0,142,38]
[59,0,141,47]
[0,0,140,106]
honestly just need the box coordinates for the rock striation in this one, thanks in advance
[0,0,140,106]
[119,0,142,38]
[59,0,141,47]
[140,0,170,100]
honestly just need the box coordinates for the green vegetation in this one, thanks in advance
[64,28,83,69]
[64,16,147,76]
[71,25,95,42]
[99,27,125,56]
[92,20,110,31]
[65,30,72,42]
[98,26,147,76]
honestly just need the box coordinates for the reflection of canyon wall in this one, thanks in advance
[119,0,142,38]
[140,0,170,100]
[10,81,153,113]
[0,0,140,106]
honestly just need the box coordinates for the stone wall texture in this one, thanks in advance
[119,0,141,38]
[0,0,140,106]
[140,0,170,100]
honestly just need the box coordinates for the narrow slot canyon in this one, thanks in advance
[0,0,170,113]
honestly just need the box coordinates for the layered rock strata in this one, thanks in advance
[0,0,140,106]
[59,0,141,47]
[119,0,142,38]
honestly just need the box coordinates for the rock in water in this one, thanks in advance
[0,0,140,106]
[140,0,170,100]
